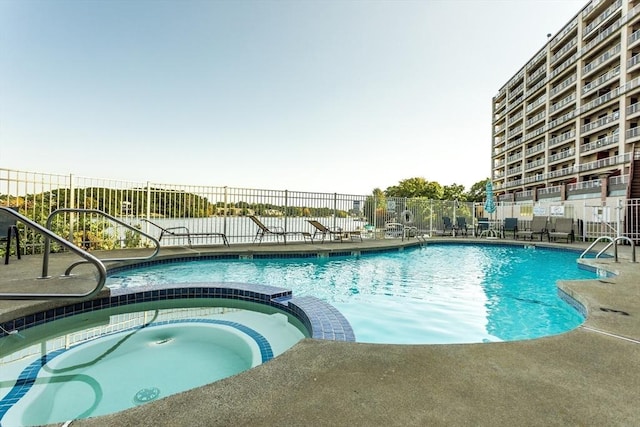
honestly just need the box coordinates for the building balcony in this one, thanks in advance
[626,102,640,119]
[525,159,545,170]
[508,112,523,125]
[567,179,602,199]
[547,111,576,132]
[549,130,576,148]
[581,66,620,96]
[578,153,630,173]
[608,174,628,195]
[526,112,546,128]
[547,166,577,180]
[507,126,523,138]
[629,28,640,50]
[506,153,523,164]
[548,148,576,165]
[582,44,621,78]
[525,143,545,156]
[549,52,579,81]
[627,53,640,73]
[551,37,578,65]
[549,93,576,114]
[580,86,620,115]
[625,126,640,142]
[526,95,546,113]
[549,74,577,100]
[582,0,622,40]
[537,185,563,200]
[507,166,523,177]
[580,112,618,136]
[579,134,619,154]
[515,189,534,201]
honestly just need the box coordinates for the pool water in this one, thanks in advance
[0,300,305,427]
[107,244,597,344]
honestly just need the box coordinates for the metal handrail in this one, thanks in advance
[0,207,107,300]
[44,209,161,276]
[579,235,636,263]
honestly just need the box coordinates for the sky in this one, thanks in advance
[0,0,587,195]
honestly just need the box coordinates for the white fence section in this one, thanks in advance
[1,168,639,253]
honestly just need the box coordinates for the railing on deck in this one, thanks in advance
[0,207,108,300]
[2,168,640,251]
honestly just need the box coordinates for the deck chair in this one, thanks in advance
[502,217,519,239]
[142,219,229,247]
[476,217,489,237]
[516,216,548,241]
[308,220,362,243]
[456,217,468,236]
[249,215,311,245]
[0,207,21,265]
[442,216,454,235]
[548,218,574,243]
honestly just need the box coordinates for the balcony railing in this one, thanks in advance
[579,134,619,153]
[582,44,621,77]
[549,75,576,99]
[525,159,545,170]
[549,130,576,147]
[567,179,602,191]
[580,112,618,134]
[548,148,575,163]
[578,153,630,172]
[582,0,622,39]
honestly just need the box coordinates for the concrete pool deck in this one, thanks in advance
[1,237,639,426]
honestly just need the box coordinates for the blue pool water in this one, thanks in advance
[106,244,598,344]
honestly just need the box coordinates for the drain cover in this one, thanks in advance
[133,387,161,404]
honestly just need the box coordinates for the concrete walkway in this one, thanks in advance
[1,238,639,426]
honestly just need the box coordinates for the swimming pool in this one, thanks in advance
[106,244,599,344]
[0,299,305,427]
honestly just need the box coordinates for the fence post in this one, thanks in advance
[284,190,289,231]
[69,174,75,242]
[333,193,337,229]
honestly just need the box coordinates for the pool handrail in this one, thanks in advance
[579,235,636,263]
[0,206,108,300]
[44,208,161,276]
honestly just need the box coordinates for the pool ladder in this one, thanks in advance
[0,207,160,300]
[579,236,636,263]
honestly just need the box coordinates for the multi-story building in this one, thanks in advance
[491,0,640,204]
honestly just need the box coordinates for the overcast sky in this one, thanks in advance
[0,0,587,194]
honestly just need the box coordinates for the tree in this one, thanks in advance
[384,177,443,199]
[465,178,491,202]
[442,183,466,202]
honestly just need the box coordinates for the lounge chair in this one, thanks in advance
[502,217,519,239]
[0,207,21,265]
[476,217,489,237]
[456,217,468,236]
[548,218,574,243]
[516,216,548,241]
[308,220,362,243]
[142,218,229,247]
[442,216,454,236]
[249,215,311,245]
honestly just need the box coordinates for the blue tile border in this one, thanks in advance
[0,283,355,343]
[558,288,587,318]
